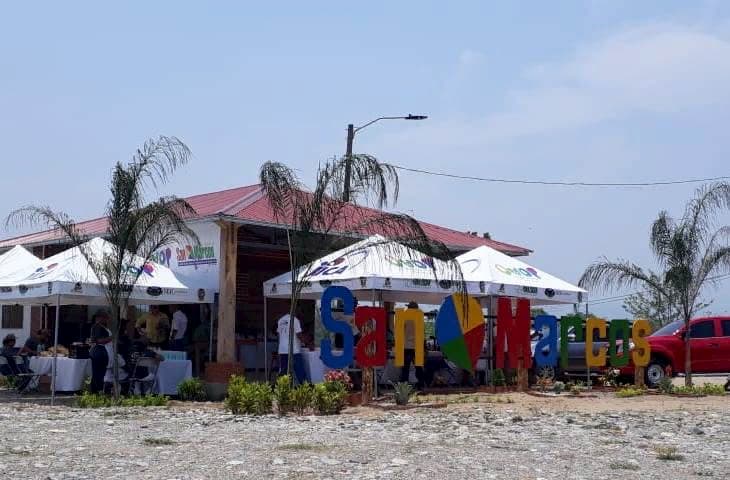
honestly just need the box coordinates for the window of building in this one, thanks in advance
[1,305,23,329]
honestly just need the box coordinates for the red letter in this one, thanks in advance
[495,297,532,369]
[354,306,387,368]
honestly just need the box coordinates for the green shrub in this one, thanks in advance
[492,369,506,387]
[552,381,565,394]
[76,392,169,408]
[616,387,645,398]
[76,392,112,408]
[177,378,207,402]
[569,385,582,396]
[391,382,415,405]
[225,376,273,415]
[274,375,293,414]
[291,383,315,415]
[313,381,347,415]
[657,377,674,394]
[700,383,725,396]
[0,375,18,390]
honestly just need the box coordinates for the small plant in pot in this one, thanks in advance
[391,382,415,406]
[323,370,359,405]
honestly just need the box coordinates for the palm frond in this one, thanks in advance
[649,211,674,266]
[579,258,667,297]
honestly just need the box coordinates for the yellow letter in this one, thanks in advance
[393,307,425,367]
[631,319,652,367]
[585,318,608,368]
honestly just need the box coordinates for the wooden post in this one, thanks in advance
[217,221,237,363]
[635,366,645,388]
[204,220,244,385]
[517,359,529,392]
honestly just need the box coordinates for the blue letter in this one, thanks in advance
[320,286,354,369]
[534,315,558,367]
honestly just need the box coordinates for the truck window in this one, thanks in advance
[689,320,715,338]
[721,319,730,337]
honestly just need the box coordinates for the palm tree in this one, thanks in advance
[580,182,730,386]
[260,154,464,398]
[7,136,198,397]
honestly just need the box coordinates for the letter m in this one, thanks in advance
[495,297,532,369]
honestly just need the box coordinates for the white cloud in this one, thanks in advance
[388,23,730,148]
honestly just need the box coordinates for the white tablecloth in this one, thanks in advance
[29,357,91,392]
[302,349,332,383]
[155,360,192,395]
[29,356,192,394]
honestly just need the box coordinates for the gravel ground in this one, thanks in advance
[0,392,728,479]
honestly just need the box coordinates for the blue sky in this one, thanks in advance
[1,1,729,318]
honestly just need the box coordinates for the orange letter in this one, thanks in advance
[394,307,424,367]
[631,319,651,367]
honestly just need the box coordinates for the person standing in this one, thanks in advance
[135,305,170,349]
[169,305,188,352]
[89,310,112,394]
[277,311,308,385]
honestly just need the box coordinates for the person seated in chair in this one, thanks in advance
[1,334,21,376]
[128,339,164,392]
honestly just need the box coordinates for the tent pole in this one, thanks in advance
[264,297,268,382]
[208,299,214,363]
[51,294,60,406]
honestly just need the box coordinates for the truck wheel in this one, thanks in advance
[645,359,666,387]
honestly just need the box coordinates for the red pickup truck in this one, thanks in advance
[620,316,730,386]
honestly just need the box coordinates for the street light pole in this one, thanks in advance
[343,123,355,203]
[342,114,427,202]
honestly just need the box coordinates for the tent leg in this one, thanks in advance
[264,297,268,382]
[208,300,214,364]
[51,295,60,406]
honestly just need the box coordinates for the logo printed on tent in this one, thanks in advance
[460,258,481,273]
[25,262,59,280]
[308,248,369,277]
[495,264,541,279]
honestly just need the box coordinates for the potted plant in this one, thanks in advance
[323,370,358,406]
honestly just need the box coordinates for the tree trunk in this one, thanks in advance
[111,303,121,400]
[516,359,528,392]
[362,367,373,405]
[684,317,692,387]
[635,366,645,388]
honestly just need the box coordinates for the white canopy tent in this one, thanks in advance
[263,234,475,305]
[0,237,213,403]
[0,238,214,306]
[0,245,42,281]
[457,245,586,305]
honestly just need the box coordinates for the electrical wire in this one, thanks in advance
[389,163,730,187]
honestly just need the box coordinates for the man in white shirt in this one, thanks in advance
[277,312,308,384]
[169,305,188,352]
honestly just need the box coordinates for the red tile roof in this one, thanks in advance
[0,184,530,255]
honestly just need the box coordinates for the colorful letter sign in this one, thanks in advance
[393,307,425,367]
[495,297,532,369]
[435,293,485,372]
[354,306,387,367]
[316,286,651,374]
[319,286,354,369]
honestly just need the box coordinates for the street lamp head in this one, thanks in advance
[405,114,428,120]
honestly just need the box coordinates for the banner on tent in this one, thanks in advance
[316,286,651,371]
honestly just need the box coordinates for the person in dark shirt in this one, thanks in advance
[89,310,112,394]
[20,329,50,356]
[1,334,21,376]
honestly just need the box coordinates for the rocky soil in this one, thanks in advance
[0,393,728,479]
